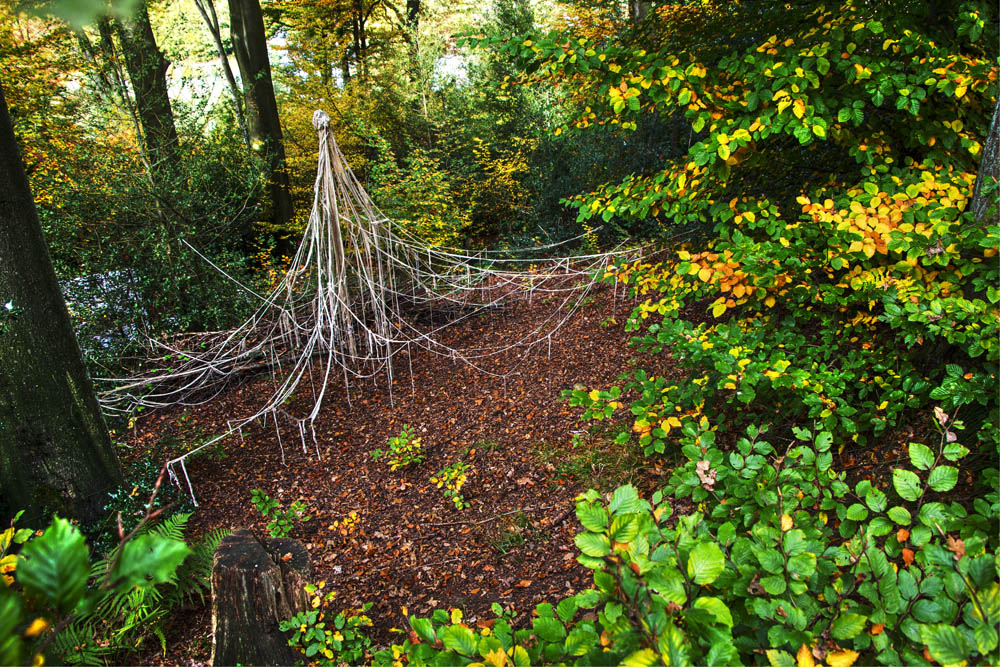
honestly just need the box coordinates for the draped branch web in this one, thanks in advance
[99,110,643,504]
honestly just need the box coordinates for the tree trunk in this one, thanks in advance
[628,0,652,23]
[211,529,312,666]
[0,82,123,525]
[227,0,295,241]
[115,1,182,179]
[971,97,999,224]
[193,0,252,152]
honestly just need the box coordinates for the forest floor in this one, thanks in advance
[127,281,682,664]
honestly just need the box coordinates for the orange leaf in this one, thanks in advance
[796,643,815,667]
[901,548,914,566]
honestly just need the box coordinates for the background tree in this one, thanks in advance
[228,0,295,241]
[0,81,123,524]
[115,0,181,179]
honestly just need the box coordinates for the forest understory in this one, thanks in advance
[130,283,660,664]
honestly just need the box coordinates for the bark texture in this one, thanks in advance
[228,0,295,235]
[971,96,1000,223]
[116,1,181,178]
[211,529,312,667]
[0,83,123,524]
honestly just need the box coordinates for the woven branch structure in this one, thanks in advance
[100,110,641,503]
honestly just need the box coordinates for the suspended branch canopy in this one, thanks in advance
[100,111,641,503]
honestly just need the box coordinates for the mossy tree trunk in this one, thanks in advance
[0,82,123,524]
[971,96,999,224]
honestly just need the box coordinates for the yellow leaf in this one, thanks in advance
[698,266,714,282]
[797,644,815,667]
[765,296,776,308]
[451,608,463,625]
[484,648,508,667]
[793,99,805,119]
[711,301,727,317]
[588,389,601,401]
[781,514,793,531]
[717,143,731,160]
[827,649,860,667]
[812,124,826,138]
[954,85,967,98]
[24,618,49,638]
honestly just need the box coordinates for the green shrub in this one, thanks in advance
[280,582,373,665]
[371,425,426,471]
[378,409,998,666]
[250,489,310,538]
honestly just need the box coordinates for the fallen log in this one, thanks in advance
[211,528,312,666]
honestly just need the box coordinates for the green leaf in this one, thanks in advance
[609,513,640,543]
[532,616,566,642]
[411,616,436,643]
[927,466,958,492]
[576,501,608,532]
[17,517,89,614]
[510,645,531,667]
[766,649,796,667]
[687,542,725,585]
[563,627,596,657]
[623,648,660,666]
[693,596,733,626]
[920,624,970,666]
[442,625,478,656]
[974,623,998,654]
[556,598,577,623]
[114,533,191,590]
[847,503,869,521]
[888,506,912,525]
[0,588,25,666]
[865,488,887,512]
[892,469,922,501]
[787,552,817,579]
[609,485,640,513]
[658,622,691,667]
[575,531,610,558]
[908,442,935,470]
[760,575,786,595]
[831,613,868,640]
[942,442,969,462]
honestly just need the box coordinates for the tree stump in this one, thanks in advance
[211,528,312,666]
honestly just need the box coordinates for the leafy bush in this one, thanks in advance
[379,409,998,666]
[54,515,228,665]
[250,489,311,538]
[280,582,373,665]
[0,510,193,666]
[371,425,426,471]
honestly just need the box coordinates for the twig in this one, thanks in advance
[424,505,560,528]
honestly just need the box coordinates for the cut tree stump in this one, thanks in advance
[211,528,312,666]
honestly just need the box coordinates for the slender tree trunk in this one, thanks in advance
[628,0,651,22]
[115,1,182,179]
[192,0,252,152]
[971,97,999,223]
[227,0,295,241]
[0,82,123,524]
